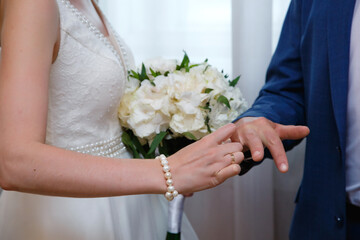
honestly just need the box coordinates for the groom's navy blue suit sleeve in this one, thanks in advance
[236,0,354,238]
[236,0,306,174]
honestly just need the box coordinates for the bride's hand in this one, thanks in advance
[167,123,244,194]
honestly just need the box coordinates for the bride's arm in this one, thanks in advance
[0,0,242,198]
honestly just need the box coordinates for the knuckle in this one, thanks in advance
[264,130,279,146]
[210,177,220,187]
[272,151,285,160]
[200,135,211,145]
[231,142,241,149]
[267,135,279,146]
[225,154,232,164]
[257,117,268,124]
[244,128,257,140]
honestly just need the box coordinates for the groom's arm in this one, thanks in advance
[232,0,309,174]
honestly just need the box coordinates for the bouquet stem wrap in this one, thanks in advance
[167,194,185,234]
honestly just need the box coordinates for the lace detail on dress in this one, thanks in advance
[60,0,129,72]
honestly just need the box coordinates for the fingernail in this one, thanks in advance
[253,151,261,158]
[280,163,288,172]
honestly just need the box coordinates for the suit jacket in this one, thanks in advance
[239,0,356,239]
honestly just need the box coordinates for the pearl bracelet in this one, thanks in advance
[157,154,179,201]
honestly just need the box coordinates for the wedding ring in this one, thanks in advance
[230,153,236,164]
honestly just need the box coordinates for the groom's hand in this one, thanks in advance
[231,117,310,173]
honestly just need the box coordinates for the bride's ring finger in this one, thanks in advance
[225,152,243,165]
[230,153,236,164]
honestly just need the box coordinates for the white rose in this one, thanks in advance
[167,71,208,101]
[170,110,208,139]
[175,92,208,115]
[208,87,248,129]
[119,79,172,140]
[128,109,170,140]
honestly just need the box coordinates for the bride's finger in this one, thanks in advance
[217,142,243,157]
[205,123,236,145]
[224,151,244,165]
[213,164,241,186]
[211,151,243,173]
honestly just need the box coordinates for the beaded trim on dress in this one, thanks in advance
[68,136,126,158]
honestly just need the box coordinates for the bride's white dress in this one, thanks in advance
[0,0,198,239]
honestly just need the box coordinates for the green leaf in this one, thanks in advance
[203,64,210,73]
[176,51,190,72]
[158,143,170,157]
[204,58,208,63]
[229,75,241,87]
[121,131,140,158]
[164,71,170,77]
[183,132,197,140]
[122,130,150,158]
[204,88,214,94]
[205,115,212,133]
[217,95,231,109]
[200,102,211,111]
[129,70,140,80]
[139,63,150,81]
[128,130,148,158]
[149,68,156,76]
[189,63,200,69]
[224,74,229,79]
[150,68,162,78]
[147,131,168,157]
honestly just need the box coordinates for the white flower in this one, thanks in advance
[208,86,248,130]
[118,55,248,143]
[119,79,171,140]
[170,110,208,139]
[175,92,207,115]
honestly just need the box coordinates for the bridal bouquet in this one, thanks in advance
[118,52,247,240]
[118,53,248,158]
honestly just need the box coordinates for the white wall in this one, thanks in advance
[99,0,232,74]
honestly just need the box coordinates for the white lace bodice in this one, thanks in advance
[46,0,134,150]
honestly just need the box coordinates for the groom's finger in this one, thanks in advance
[243,130,264,162]
[276,125,310,140]
[259,128,288,172]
